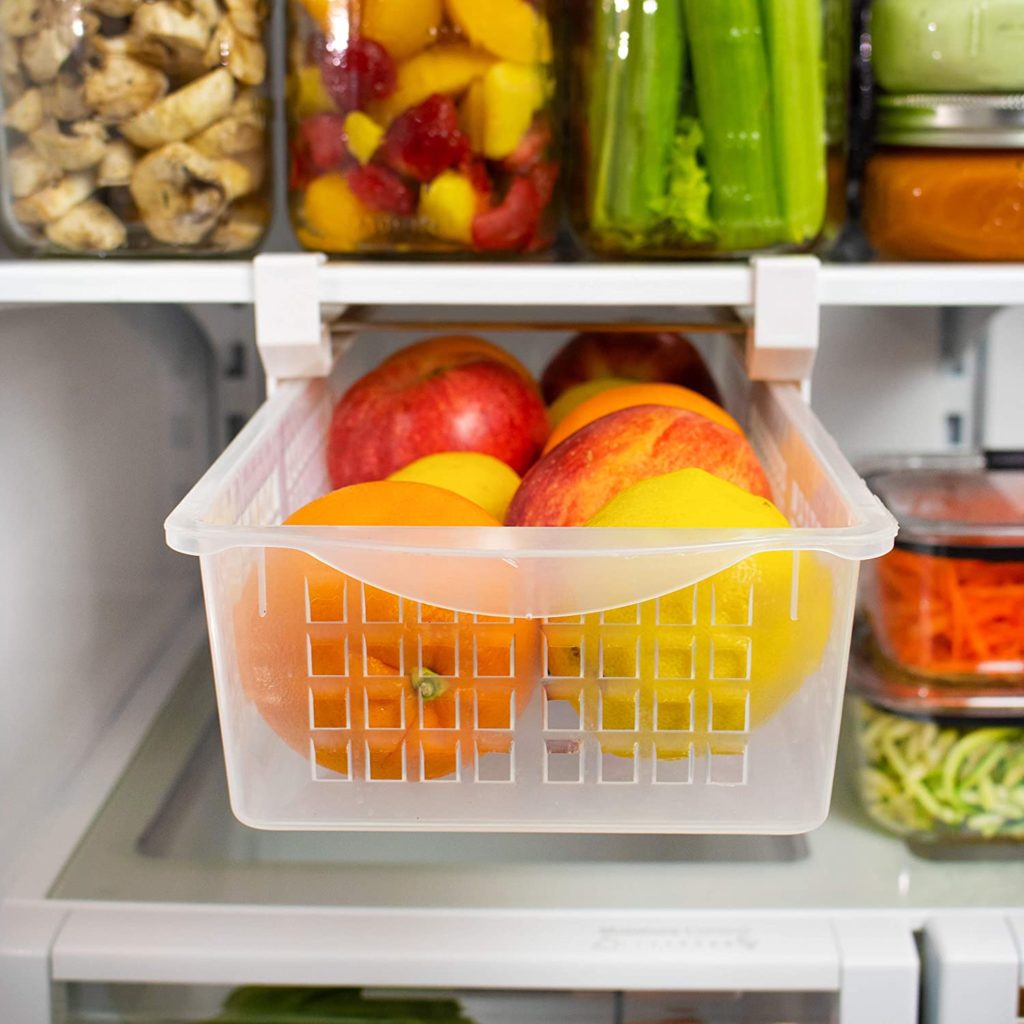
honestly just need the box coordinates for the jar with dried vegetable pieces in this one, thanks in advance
[0,0,270,254]
[286,0,559,256]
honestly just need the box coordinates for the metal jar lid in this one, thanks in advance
[876,93,1024,148]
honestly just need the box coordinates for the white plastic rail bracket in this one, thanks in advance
[253,252,334,393]
[833,918,919,1024]
[921,915,1020,1024]
[747,255,820,403]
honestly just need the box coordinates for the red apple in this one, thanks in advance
[327,336,549,487]
[540,332,722,406]
[505,404,771,526]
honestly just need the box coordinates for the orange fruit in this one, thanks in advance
[234,481,537,782]
[285,479,500,528]
[542,382,742,456]
[547,377,634,427]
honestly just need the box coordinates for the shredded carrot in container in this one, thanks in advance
[873,548,1024,680]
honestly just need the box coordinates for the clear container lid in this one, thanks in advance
[875,93,1024,148]
[866,453,1024,559]
[849,628,1024,719]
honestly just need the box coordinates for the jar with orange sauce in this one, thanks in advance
[863,94,1024,261]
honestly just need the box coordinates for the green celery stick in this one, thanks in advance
[589,0,685,241]
[761,0,827,242]
[610,0,684,233]
[681,0,782,250]
[589,0,632,233]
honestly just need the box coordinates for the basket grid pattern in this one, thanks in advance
[294,571,768,788]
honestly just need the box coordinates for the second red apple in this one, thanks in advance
[540,331,723,406]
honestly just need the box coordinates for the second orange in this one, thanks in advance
[542,382,743,456]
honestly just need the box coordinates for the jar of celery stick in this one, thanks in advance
[570,0,850,258]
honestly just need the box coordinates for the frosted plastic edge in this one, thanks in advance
[165,376,897,562]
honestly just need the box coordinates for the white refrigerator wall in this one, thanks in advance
[0,302,1017,876]
[0,306,213,880]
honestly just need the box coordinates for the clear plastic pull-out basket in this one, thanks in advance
[166,341,895,833]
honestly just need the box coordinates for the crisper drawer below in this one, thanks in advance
[66,983,837,1024]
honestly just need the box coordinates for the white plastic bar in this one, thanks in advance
[315,263,754,307]
[0,260,1023,307]
[921,915,1020,1024]
[52,907,840,992]
[0,261,254,304]
[833,919,919,1024]
[819,264,1024,307]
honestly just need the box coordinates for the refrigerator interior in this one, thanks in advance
[2,289,1024,1023]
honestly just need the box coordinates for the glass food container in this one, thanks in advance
[848,635,1024,844]
[286,0,558,256]
[862,94,1024,261]
[864,456,1024,683]
[0,0,270,255]
[569,0,850,259]
[871,0,1024,94]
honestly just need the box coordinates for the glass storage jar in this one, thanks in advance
[864,456,1024,683]
[0,0,270,255]
[848,635,1024,844]
[286,0,558,256]
[871,0,1024,94]
[569,0,850,258]
[863,94,1024,261]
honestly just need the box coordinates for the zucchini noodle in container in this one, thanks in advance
[571,0,850,257]
[848,636,1024,843]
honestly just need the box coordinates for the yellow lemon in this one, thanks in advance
[388,452,522,521]
[586,468,782,530]
[547,377,634,427]
[545,469,833,759]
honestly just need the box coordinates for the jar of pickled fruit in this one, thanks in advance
[863,94,1024,261]
[286,0,558,255]
[0,0,270,255]
[569,0,850,258]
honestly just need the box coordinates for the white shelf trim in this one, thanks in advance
[0,260,1022,307]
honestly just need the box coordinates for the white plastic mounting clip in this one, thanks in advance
[747,255,820,391]
[833,919,919,1024]
[253,252,334,390]
[921,915,1020,1024]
